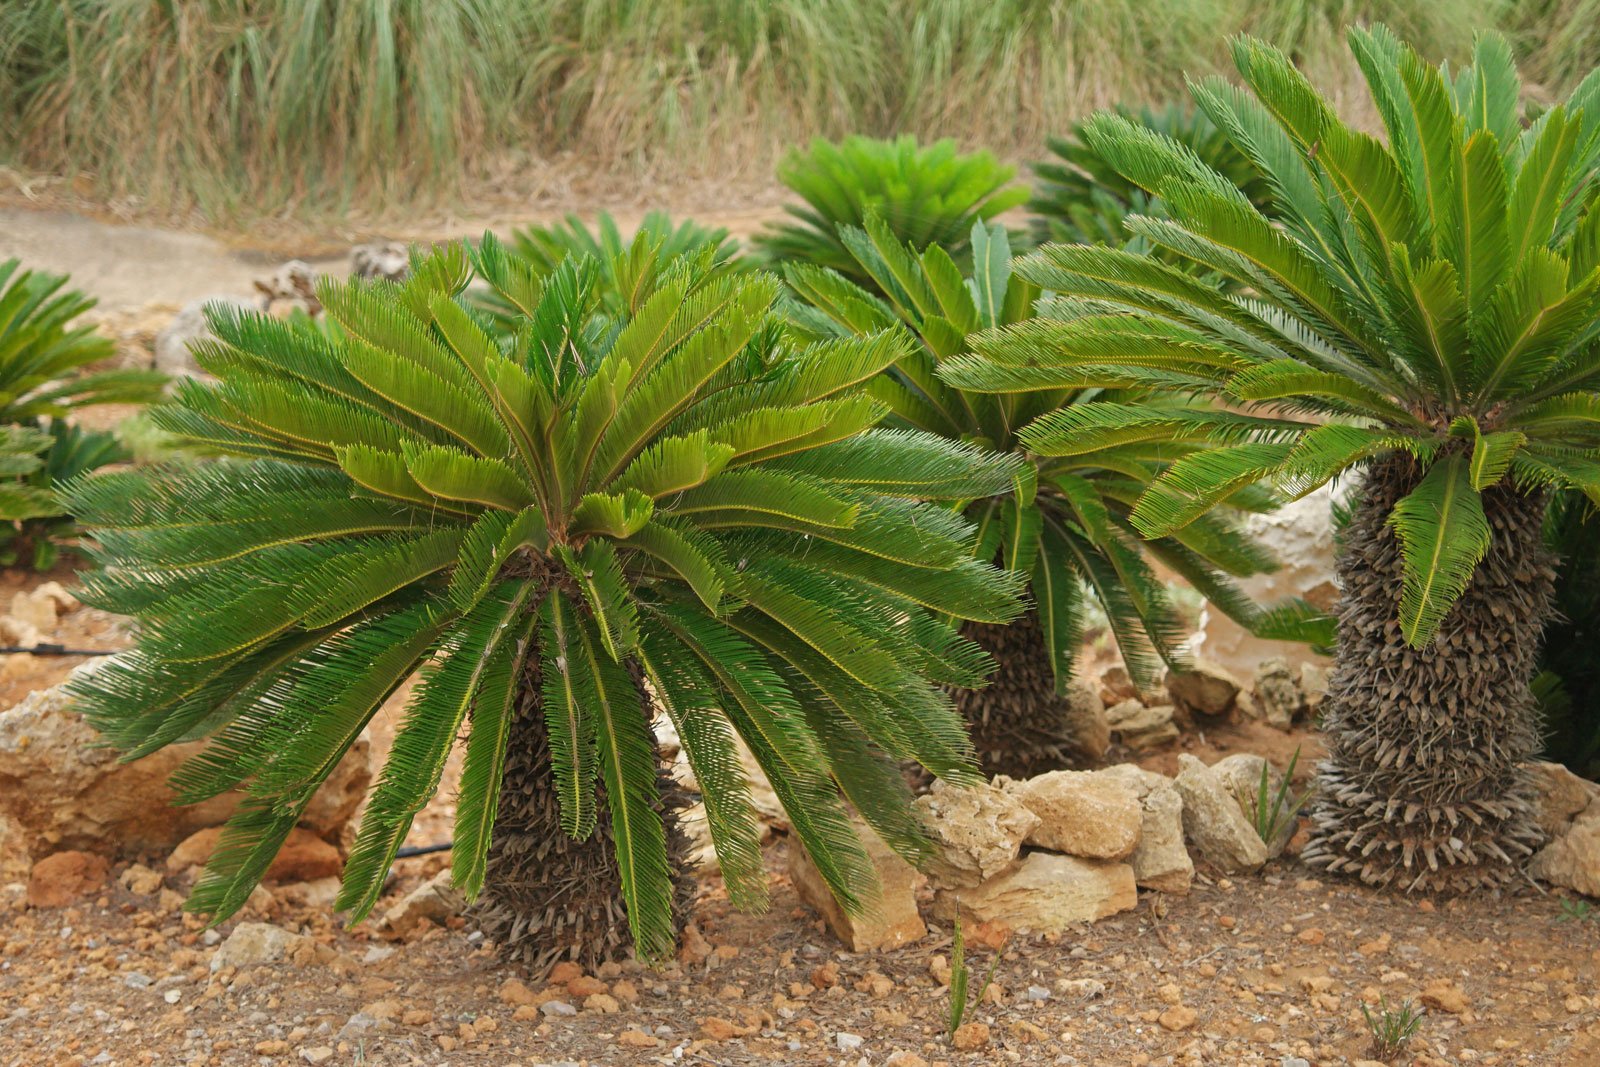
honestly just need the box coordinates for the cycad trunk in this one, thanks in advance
[953,610,1084,779]
[1303,456,1555,892]
[472,657,692,975]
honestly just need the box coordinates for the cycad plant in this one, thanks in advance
[944,27,1600,890]
[0,258,163,567]
[754,135,1028,288]
[785,215,1319,777]
[1030,102,1271,252]
[63,238,1024,971]
[1534,492,1600,777]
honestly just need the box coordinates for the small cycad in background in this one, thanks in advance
[63,235,1023,973]
[0,259,164,568]
[784,214,1327,777]
[754,135,1027,289]
[944,26,1600,890]
[1029,102,1271,258]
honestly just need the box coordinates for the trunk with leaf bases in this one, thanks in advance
[473,656,694,973]
[1302,456,1555,891]
[951,611,1088,779]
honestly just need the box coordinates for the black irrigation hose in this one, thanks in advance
[394,841,453,859]
[0,643,117,656]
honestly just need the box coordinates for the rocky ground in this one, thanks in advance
[1,838,1597,1067]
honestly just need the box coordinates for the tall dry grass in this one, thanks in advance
[0,0,1554,223]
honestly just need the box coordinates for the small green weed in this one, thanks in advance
[1251,746,1311,846]
[1361,996,1425,1061]
[946,913,1005,1036]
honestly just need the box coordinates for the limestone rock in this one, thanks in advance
[377,869,464,938]
[914,780,1037,889]
[1195,485,1341,675]
[1062,680,1111,761]
[1095,764,1193,894]
[351,242,410,281]
[1173,754,1268,872]
[1249,657,1301,728]
[932,852,1136,933]
[1531,805,1600,898]
[155,294,256,377]
[1299,663,1330,715]
[788,820,925,951]
[1528,761,1599,837]
[26,850,109,907]
[1096,665,1137,705]
[1211,753,1294,857]
[1105,700,1179,750]
[0,671,371,876]
[1165,660,1242,717]
[209,922,303,971]
[1006,771,1141,860]
[252,260,320,316]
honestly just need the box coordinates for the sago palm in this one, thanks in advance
[754,135,1027,289]
[945,27,1600,891]
[785,215,1321,777]
[63,238,1024,972]
[0,258,164,566]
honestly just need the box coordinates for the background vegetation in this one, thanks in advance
[0,0,1553,222]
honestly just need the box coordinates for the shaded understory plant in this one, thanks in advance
[63,237,1024,973]
[1030,102,1271,254]
[754,135,1028,289]
[1534,491,1600,777]
[945,26,1600,890]
[785,215,1327,776]
[0,258,163,567]
[1250,747,1310,847]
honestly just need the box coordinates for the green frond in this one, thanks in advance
[1387,456,1491,646]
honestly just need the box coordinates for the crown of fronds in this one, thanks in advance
[1030,102,1271,253]
[754,135,1028,288]
[784,214,1327,690]
[63,238,1025,961]
[0,258,162,522]
[946,26,1600,647]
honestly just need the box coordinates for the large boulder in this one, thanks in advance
[1094,764,1194,894]
[0,671,371,876]
[788,820,926,952]
[1172,754,1268,872]
[931,852,1136,933]
[914,780,1037,889]
[1528,761,1600,837]
[1005,771,1142,860]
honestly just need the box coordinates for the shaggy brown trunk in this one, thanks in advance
[472,654,693,976]
[952,609,1084,779]
[1302,455,1556,893]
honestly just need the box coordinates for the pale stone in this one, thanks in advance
[1097,665,1137,705]
[1195,485,1342,675]
[1105,699,1179,749]
[1249,657,1301,728]
[932,852,1136,933]
[155,294,256,377]
[1212,753,1295,857]
[376,869,463,939]
[788,820,925,951]
[914,780,1037,889]
[1063,680,1111,761]
[1527,761,1599,838]
[1165,659,1243,717]
[1299,663,1330,713]
[1095,764,1193,894]
[1531,805,1600,898]
[1173,754,1268,872]
[210,922,302,971]
[8,588,58,633]
[0,671,370,875]
[1006,771,1142,860]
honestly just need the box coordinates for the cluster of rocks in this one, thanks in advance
[154,241,410,378]
[788,752,1295,951]
[1068,656,1331,758]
